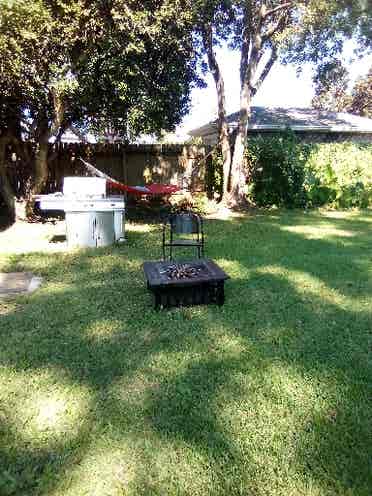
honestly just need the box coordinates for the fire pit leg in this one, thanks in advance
[216,281,225,306]
[154,291,170,310]
[154,291,161,310]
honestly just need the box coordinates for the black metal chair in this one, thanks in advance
[162,212,204,260]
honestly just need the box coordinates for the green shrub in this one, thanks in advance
[170,191,209,215]
[206,148,223,200]
[304,142,372,208]
[245,133,372,209]
[246,130,309,208]
[205,133,372,209]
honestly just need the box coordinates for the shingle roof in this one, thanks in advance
[189,107,372,136]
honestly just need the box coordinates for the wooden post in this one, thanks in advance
[121,145,128,200]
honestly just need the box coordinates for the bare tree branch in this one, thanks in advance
[262,13,288,41]
[201,23,232,194]
[263,2,292,19]
[240,10,252,86]
[201,23,226,124]
[50,88,65,138]
[244,32,262,91]
[252,46,278,95]
[54,120,69,144]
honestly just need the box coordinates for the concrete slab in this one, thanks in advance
[0,220,67,254]
[0,272,43,298]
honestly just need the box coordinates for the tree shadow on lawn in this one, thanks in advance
[0,212,371,494]
[207,211,372,299]
[145,270,371,494]
[0,404,95,496]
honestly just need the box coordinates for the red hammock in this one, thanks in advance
[79,158,180,196]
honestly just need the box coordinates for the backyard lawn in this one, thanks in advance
[0,210,371,496]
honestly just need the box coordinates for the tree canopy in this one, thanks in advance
[349,67,372,118]
[73,0,202,140]
[0,0,202,217]
[0,0,202,141]
[311,61,351,113]
[311,62,372,118]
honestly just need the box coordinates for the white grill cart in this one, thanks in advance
[37,177,125,248]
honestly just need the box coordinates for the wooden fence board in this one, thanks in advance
[3,143,211,198]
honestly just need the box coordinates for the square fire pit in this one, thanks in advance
[143,259,229,309]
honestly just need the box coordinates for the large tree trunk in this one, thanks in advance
[33,138,49,195]
[0,136,16,223]
[26,129,50,219]
[0,104,28,223]
[25,91,67,219]
[220,122,232,198]
[202,25,232,201]
[230,129,248,207]
[229,82,252,208]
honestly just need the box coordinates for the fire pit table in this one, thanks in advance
[143,259,229,310]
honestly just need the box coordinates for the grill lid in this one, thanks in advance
[63,176,106,197]
[36,177,124,212]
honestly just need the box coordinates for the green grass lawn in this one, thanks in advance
[0,210,371,496]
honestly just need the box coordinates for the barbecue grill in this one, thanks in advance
[36,177,125,248]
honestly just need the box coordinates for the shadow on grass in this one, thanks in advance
[0,209,14,232]
[0,210,371,494]
[145,268,371,493]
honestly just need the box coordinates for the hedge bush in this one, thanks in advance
[246,132,309,208]
[244,132,372,208]
[304,142,372,208]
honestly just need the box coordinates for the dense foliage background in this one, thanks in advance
[246,132,309,208]
[210,132,372,209]
[304,142,372,209]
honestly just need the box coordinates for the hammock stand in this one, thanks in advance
[79,157,180,196]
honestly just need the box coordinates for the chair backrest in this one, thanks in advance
[169,212,201,235]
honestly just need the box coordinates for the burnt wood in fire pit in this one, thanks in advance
[143,259,229,309]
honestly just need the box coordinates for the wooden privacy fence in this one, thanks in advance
[7,142,212,197]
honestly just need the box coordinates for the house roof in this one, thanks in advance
[189,107,372,137]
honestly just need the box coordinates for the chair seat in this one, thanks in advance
[164,239,203,246]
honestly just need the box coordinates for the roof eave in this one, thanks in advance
[189,123,372,136]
